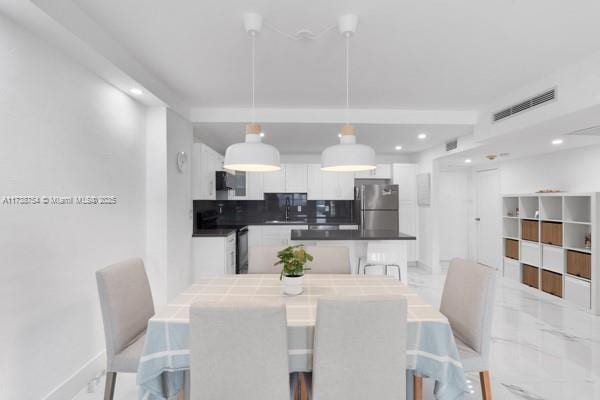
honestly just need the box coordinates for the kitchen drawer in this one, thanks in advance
[521,220,539,242]
[541,269,563,298]
[542,245,564,274]
[564,276,591,308]
[505,239,519,260]
[522,264,539,289]
[339,225,359,230]
[520,241,540,266]
[541,221,563,246]
[566,250,591,280]
[503,258,520,282]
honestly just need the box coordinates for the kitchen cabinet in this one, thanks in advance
[307,164,354,200]
[192,233,236,279]
[262,167,286,193]
[228,171,264,200]
[249,225,309,248]
[192,143,223,200]
[307,164,324,200]
[284,164,308,193]
[355,164,392,179]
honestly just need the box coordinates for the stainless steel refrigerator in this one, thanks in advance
[355,184,399,231]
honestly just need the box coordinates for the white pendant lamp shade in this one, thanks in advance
[321,15,376,172]
[224,124,281,172]
[224,13,281,172]
[321,124,375,172]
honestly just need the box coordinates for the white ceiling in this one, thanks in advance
[72,0,600,109]
[194,122,472,155]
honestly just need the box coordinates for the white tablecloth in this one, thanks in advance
[137,274,466,400]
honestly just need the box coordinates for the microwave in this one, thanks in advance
[215,171,235,191]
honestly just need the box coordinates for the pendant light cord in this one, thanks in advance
[345,33,350,125]
[251,32,256,124]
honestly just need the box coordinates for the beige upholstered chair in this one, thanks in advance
[440,258,497,400]
[309,296,407,400]
[249,245,351,275]
[96,258,154,400]
[304,246,351,274]
[248,246,282,273]
[189,300,292,400]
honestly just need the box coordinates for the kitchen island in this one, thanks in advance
[291,228,416,276]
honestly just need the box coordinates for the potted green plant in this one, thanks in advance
[274,245,313,295]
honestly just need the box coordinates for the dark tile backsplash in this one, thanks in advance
[194,194,354,226]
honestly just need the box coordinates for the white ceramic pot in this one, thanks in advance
[282,275,304,296]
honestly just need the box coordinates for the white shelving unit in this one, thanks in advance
[502,193,599,314]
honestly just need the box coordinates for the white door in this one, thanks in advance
[475,169,502,269]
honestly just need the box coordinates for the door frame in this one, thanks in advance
[474,168,502,269]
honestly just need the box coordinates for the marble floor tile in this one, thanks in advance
[74,266,600,400]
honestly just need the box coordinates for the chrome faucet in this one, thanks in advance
[285,197,291,221]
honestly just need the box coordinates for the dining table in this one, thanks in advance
[137,274,467,400]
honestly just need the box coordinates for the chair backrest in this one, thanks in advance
[440,258,496,364]
[365,241,403,265]
[312,296,407,400]
[304,246,351,274]
[189,300,290,400]
[96,258,154,365]
[248,246,282,274]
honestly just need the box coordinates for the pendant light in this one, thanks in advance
[224,13,281,172]
[321,14,375,172]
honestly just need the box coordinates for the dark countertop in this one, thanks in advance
[216,218,357,226]
[290,229,417,241]
[192,229,237,237]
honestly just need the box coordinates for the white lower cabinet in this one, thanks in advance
[542,245,564,274]
[503,258,521,282]
[521,241,540,266]
[249,225,309,248]
[192,233,236,279]
[564,276,591,308]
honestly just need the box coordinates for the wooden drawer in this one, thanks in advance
[521,241,540,266]
[542,245,564,274]
[505,239,519,260]
[522,264,539,288]
[504,258,521,282]
[541,221,563,246]
[541,269,563,298]
[564,276,591,308]
[521,219,539,242]
[566,250,591,280]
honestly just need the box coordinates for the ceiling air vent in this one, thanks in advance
[493,88,556,122]
[445,139,458,152]
[567,125,600,137]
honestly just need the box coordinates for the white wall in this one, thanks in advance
[0,13,146,400]
[500,144,600,194]
[166,109,193,299]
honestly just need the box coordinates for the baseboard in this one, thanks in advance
[42,351,106,400]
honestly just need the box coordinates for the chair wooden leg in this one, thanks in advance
[104,372,116,400]
[413,375,423,400]
[480,370,492,400]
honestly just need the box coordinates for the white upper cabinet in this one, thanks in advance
[284,164,308,193]
[246,172,264,200]
[192,143,223,200]
[262,167,286,193]
[307,164,323,200]
[355,164,392,179]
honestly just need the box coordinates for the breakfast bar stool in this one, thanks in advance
[358,241,408,283]
[96,258,155,400]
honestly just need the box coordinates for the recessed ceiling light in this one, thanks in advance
[395,145,403,150]
[552,139,563,145]
[129,88,143,95]
[337,133,342,138]
[259,132,265,137]
[417,133,427,140]
[464,159,472,164]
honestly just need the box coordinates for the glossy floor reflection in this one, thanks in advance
[74,266,600,400]
[410,265,600,400]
